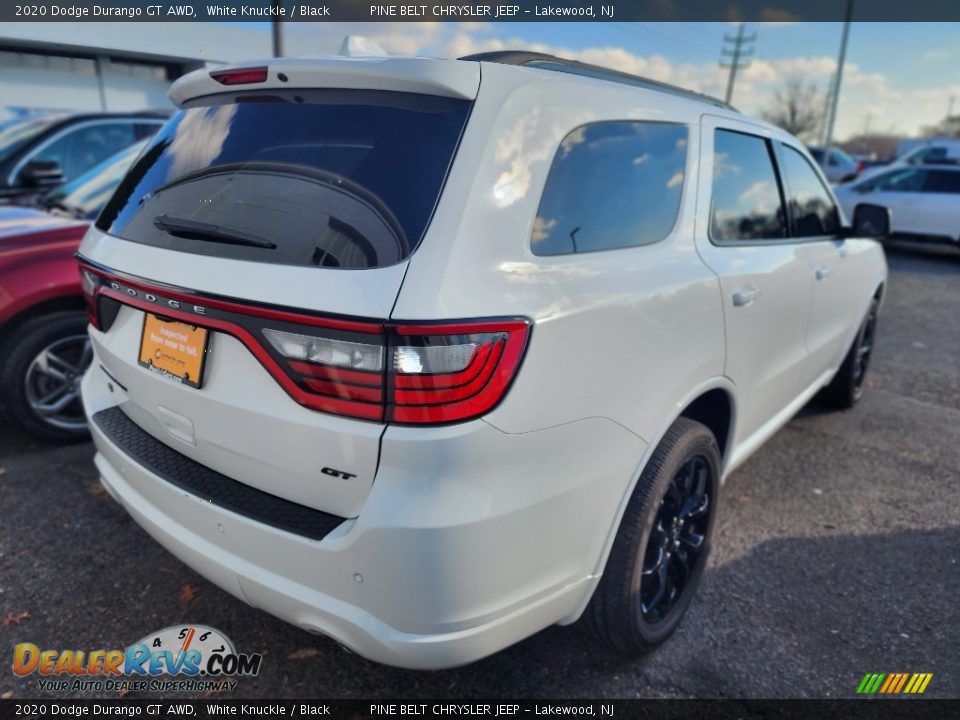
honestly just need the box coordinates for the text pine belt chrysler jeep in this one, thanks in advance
[78,49,888,669]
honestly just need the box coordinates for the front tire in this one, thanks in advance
[0,311,92,443]
[581,417,720,654]
[820,297,879,409]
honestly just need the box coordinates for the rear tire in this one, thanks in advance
[0,311,92,443]
[581,417,720,654]
[820,297,879,409]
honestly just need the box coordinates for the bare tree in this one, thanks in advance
[920,116,960,138]
[760,78,823,142]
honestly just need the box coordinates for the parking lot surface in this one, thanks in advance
[1,243,958,699]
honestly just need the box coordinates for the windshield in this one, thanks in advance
[0,114,64,164]
[42,139,147,219]
[97,90,472,269]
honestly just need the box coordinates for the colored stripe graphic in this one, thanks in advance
[857,672,932,694]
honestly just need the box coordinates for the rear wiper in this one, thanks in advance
[153,215,277,249]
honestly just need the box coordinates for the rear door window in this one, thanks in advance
[926,171,960,194]
[779,145,841,237]
[711,130,787,242]
[531,121,688,256]
[97,90,472,269]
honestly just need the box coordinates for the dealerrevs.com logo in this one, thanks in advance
[13,625,262,694]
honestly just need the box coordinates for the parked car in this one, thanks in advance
[896,137,960,165]
[0,140,149,441]
[808,145,862,183]
[0,111,165,205]
[834,165,960,248]
[77,50,888,669]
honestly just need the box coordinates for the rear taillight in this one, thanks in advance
[387,322,529,423]
[80,268,100,329]
[262,321,529,424]
[264,327,388,421]
[210,66,268,85]
[79,262,530,425]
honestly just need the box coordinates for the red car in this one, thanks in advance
[0,206,88,440]
[0,139,148,441]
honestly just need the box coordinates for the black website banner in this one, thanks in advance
[1,700,959,720]
[4,0,960,23]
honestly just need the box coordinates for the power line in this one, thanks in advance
[719,23,756,106]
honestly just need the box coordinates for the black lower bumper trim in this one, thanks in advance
[92,406,346,541]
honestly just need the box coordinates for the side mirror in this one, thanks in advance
[850,203,891,238]
[19,160,64,188]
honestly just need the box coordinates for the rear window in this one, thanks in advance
[97,90,472,269]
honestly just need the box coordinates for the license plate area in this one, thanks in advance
[138,313,209,389]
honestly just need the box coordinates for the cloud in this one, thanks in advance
[531,216,557,244]
[282,23,958,139]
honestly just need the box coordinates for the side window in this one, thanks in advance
[29,122,136,182]
[926,171,960,194]
[531,121,687,256]
[780,146,841,237]
[134,122,163,140]
[873,168,926,193]
[711,129,786,242]
[910,147,947,165]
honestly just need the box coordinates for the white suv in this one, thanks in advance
[78,51,888,669]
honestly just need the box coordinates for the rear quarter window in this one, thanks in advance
[531,121,688,256]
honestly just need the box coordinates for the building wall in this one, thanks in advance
[0,22,273,120]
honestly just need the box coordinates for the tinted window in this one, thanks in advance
[780,146,840,237]
[926,171,960,193]
[711,130,786,241]
[42,140,146,219]
[531,122,687,256]
[808,148,824,163]
[907,146,947,164]
[98,90,471,269]
[134,122,163,140]
[857,168,926,193]
[0,114,63,164]
[829,148,854,166]
[31,122,136,182]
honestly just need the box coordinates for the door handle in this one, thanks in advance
[732,286,760,307]
[815,265,833,281]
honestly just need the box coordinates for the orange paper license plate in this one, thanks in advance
[138,313,209,388]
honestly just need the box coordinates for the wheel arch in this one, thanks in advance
[561,376,737,625]
[0,295,86,351]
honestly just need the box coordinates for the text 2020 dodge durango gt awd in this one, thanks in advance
[78,51,888,669]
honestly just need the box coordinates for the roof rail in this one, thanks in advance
[459,50,735,111]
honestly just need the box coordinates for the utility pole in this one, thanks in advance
[720,23,757,106]
[271,0,284,58]
[820,71,836,144]
[822,0,854,158]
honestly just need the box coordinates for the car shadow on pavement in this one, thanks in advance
[12,516,952,699]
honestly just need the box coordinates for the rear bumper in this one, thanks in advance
[83,365,645,669]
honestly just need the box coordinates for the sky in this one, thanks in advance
[257,21,960,140]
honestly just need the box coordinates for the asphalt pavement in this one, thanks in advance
[1,241,958,699]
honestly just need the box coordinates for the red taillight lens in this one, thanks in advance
[262,321,529,424]
[210,66,268,85]
[387,321,530,424]
[80,267,101,329]
[78,262,530,425]
[263,327,387,421]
